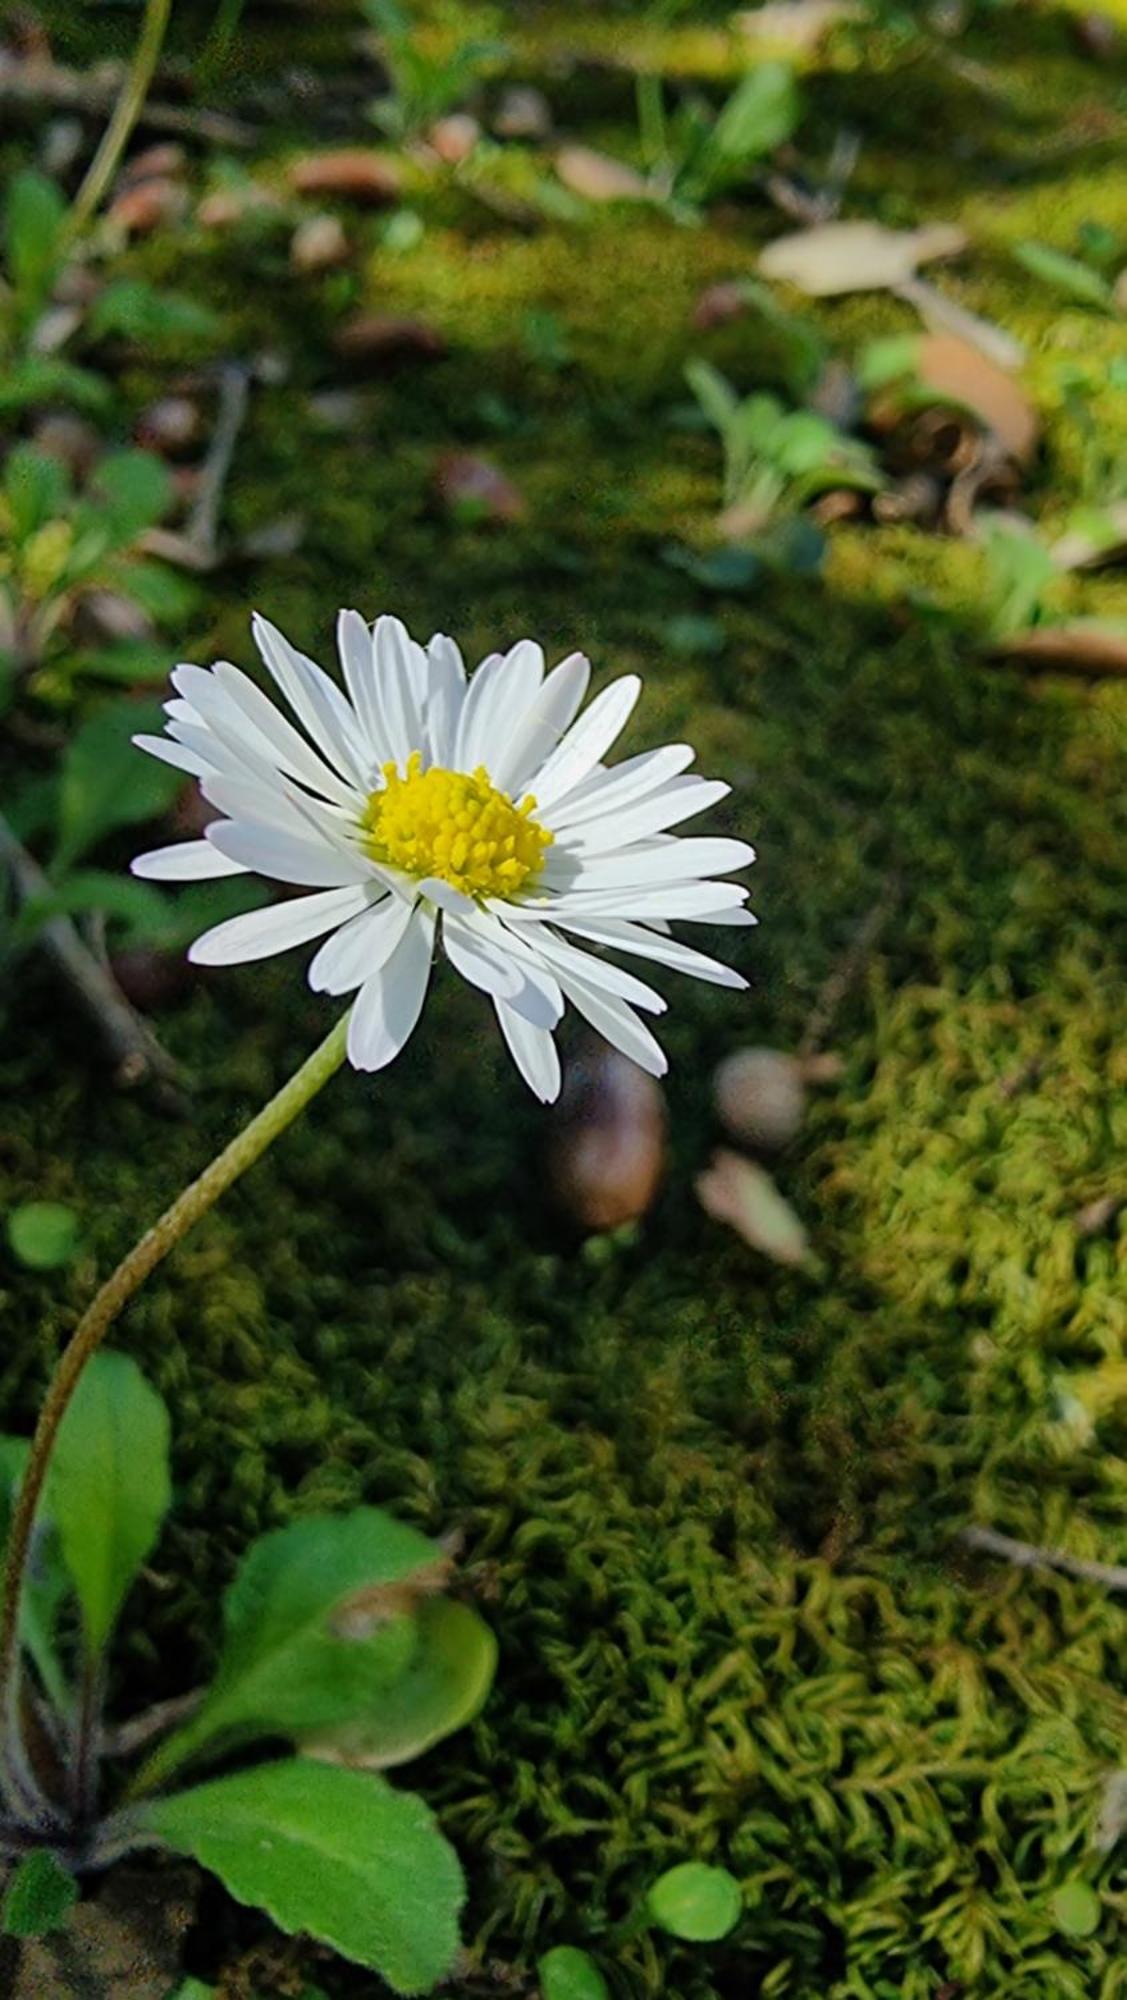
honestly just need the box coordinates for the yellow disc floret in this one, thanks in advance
[363,751,552,900]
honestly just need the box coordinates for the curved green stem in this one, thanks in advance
[0,1010,352,1785]
[64,0,173,243]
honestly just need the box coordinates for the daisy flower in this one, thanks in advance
[132,614,755,1101]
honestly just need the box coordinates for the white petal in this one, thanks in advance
[338,610,391,768]
[487,652,590,795]
[553,967,668,1078]
[555,778,730,854]
[463,910,564,1025]
[132,840,248,881]
[347,908,435,1071]
[456,641,543,774]
[188,886,369,966]
[176,661,360,811]
[548,744,695,828]
[554,915,748,987]
[308,893,414,994]
[132,732,210,779]
[372,614,427,768]
[544,835,754,893]
[693,905,758,927]
[442,913,524,1000]
[417,876,475,915]
[526,928,667,1014]
[530,676,642,810]
[208,821,374,888]
[251,616,369,794]
[511,880,752,922]
[424,633,466,766]
[494,1000,561,1103]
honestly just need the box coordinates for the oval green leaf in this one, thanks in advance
[647,1861,742,1942]
[140,1759,463,1996]
[301,1596,497,1771]
[48,1349,172,1654]
[1,1850,78,1939]
[538,1944,611,2000]
[1051,1880,1101,1938]
[7,1202,80,1271]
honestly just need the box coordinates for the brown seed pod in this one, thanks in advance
[548,1039,667,1232]
[713,1046,806,1152]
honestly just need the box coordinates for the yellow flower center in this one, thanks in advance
[362,751,553,900]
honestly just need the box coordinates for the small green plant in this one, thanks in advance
[637,60,800,214]
[363,0,508,141]
[685,358,882,552]
[0,1351,496,1993]
[0,443,193,709]
[535,1860,742,1993]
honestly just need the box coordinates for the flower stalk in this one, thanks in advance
[0,1009,352,1793]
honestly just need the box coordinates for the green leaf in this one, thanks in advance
[1051,1880,1101,1938]
[6,1202,80,1271]
[87,280,219,346]
[1,1851,78,1939]
[684,359,740,435]
[0,1439,70,1708]
[4,170,67,322]
[88,450,173,545]
[0,357,111,417]
[681,63,799,201]
[538,1944,611,2000]
[138,1510,446,1789]
[139,1759,464,1995]
[301,1596,497,1770]
[113,559,197,626]
[164,1983,215,2000]
[647,1862,742,1941]
[1013,241,1114,311]
[48,1350,172,1653]
[3,444,70,541]
[54,695,183,872]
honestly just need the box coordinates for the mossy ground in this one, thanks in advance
[4,3,1127,1995]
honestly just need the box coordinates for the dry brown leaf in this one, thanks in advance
[988,622,1127,675]
[882,334,1038,465]
[696,1150,809,1266]
[548,1040,666,1232]
[736,0,861,52]
[554,145,651,203]
[758,219,967,296]
[287,148,401,204]
[333,314,447,365]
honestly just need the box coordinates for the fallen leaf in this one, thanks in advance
[427,112,481,164]
[713,1047,806,1152]
[290,212,350,274]
[287,148,401,204]
[554,145,651,202]
[696,1150,809,1265]
[108,178,188,237]
[493,85,552,141]
[332,313,447,365]
[549,1040,667,1232]
[195,185,283,229]
[759,219,967,295]
[736,0,861,51]
[433,450,526,524]
[988,621,1127,675]
[869,333,1038,465]
[117,142,186,188]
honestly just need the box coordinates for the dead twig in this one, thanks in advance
[960,1523,1127,1594]
[799,874,900,1058]
[0,50,255,147]
[139,360,251,571]
[0,809,185,1104]
[99,1687,203,1758]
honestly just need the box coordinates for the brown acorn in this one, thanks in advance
[548,1038,667,1233]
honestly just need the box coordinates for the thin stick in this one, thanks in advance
[0,51,255,147]
[139,361,251,572]
[0,810,182,1098]
[799,875,900,1058]
[64,0,173,243]
[0,1010,353,1796]
[960,1524,1127,1595]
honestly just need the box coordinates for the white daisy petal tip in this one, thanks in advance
[130,608,756,1095]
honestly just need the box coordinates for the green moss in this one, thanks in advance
[5,4,1127,1997]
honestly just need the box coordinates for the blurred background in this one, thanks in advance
[2,0,1126,1993]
